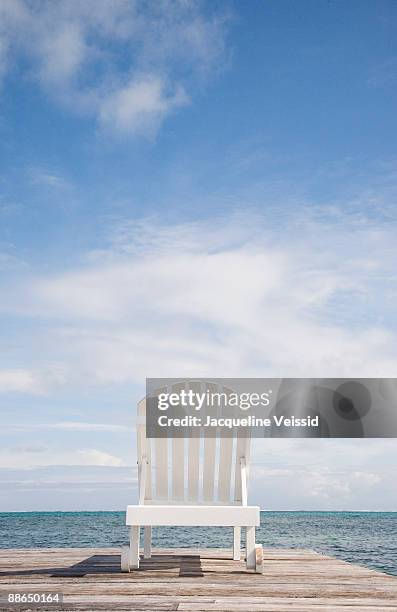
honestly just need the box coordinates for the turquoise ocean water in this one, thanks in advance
[0,511,396,576]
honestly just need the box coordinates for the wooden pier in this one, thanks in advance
[1,547,397,611]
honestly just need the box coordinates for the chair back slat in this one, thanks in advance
[171,382,186,500]
[155,436,169,500]
[202,382,219,502]
[202,433,216,502]
[172,437,185,500]
[187,435,200,501]
[186,380,202,502]
[218,435,233,502]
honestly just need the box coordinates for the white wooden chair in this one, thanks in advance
[121,383,263,573]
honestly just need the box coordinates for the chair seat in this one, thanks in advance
[126,504,260,527]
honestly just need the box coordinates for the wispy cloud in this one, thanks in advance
[0,465,135,510]
[98,75,189,138]
[0,0,229,138]
[368,57,397,87]
[250,439,397,510]
[1,207,397,393]
[1,440,396,510]
[28,167,71,190]
[5,422,131,433]
[0,369,42,393]
[0,446,125,469]
[0,367,66,394]
[0,252,25,271]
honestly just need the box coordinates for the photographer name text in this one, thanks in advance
[157,415,319,429]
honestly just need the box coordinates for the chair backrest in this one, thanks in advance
[137,380,251,506]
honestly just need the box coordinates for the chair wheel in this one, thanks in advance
[121,545,131,572]
[255,544,263,574]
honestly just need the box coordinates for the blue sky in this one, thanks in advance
[0,0,397,511]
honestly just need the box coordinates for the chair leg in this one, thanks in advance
[233,527,241,560]
[144,526,152,559]
[121,545,130,572]
[129,525,140,568]
[255,543,264,573]
[246,526,256,570]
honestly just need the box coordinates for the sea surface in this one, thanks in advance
[0,511,396,576]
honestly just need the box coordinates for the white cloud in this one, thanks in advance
[252,438,397,469]
[43,421,130,433]
[37,21,87,85]
[28,167,70,190]
[5,422,130,433]
[0,366,66,395]
[99,75,188,137]
[3,210,395,389]
[0,369,42,393]
[77,449,124,467]
[250,439,397,509]
[251,464,384,510]
[0,446,124,469]
[1,439,395,510]
[0,0,228,137]
[0,465,136,510]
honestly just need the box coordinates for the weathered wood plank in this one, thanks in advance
[0,547,396,612]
